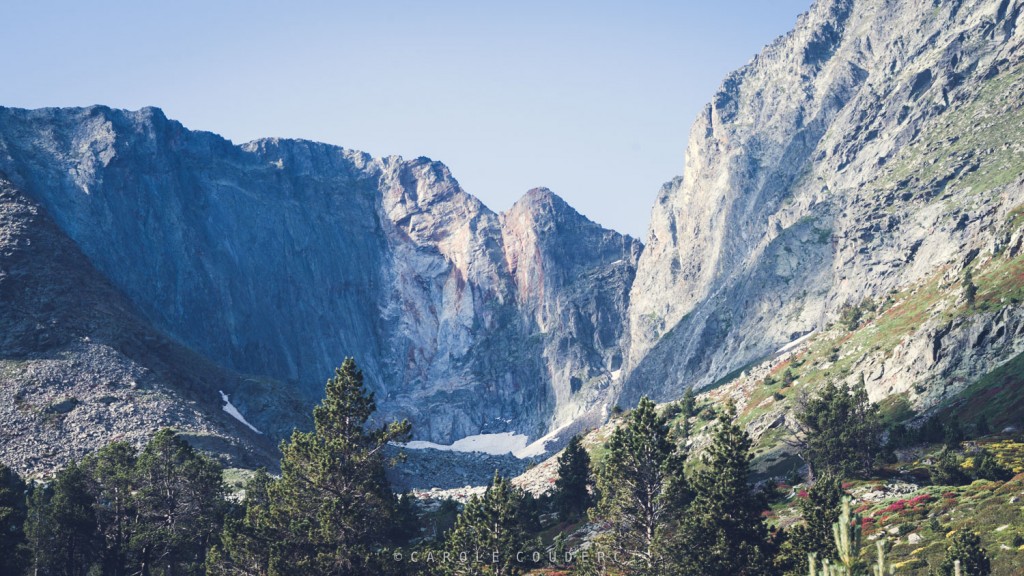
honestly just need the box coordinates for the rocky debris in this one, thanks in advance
[410,486,487,506]
[386,445,531,492]
[0,181,279,476]
[853,482,921,502]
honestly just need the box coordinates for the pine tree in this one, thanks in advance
[963,269,978,309]
[943,419,965,446]
[207,469,277,576]
[132,428,226,575]
[553,435,593,521]
[778,473,842,575]
[792,379,882,479]
[26,463,103,576]
[673,405,773,575]
[256,358,411,575]
[389,492,422,546]
[591,396,689,575]
[680,387,697,418]
[80,441,139,576]
[972,448,1013,482]
[443,472,536,576]
[938,529,990,576]
[0,463,30,575]
[931,447,970,486]
[975,414,991,437]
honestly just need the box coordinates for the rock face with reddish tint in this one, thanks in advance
[0,107,640,450]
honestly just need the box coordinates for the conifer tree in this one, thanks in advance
[963,269,978,309]
[553,435,593,521]
[592,396,689,575]
[975,414,991,437]
[680,387,697,418]
[258,358,411,575]
[672,405,773,576]
[207,469,277,576]
[80,441,139,576]
[938,529,990,576]
[26,463,103,576]
[132,428,226,575]
[971,448,1012,482]
[792,379,882,479]
[777,473,842,575]
[931,447,970,486]
[0,463,30,575]
[389,492,423,546]
[443,472,536,576]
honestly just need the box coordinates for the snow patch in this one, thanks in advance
[610,369,622,381]
[218,391,262,434]
[775,330,816,355]
[515,423,570,458]
[400,432,531,457]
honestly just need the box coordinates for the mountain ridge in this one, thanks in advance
[0,104,639,451]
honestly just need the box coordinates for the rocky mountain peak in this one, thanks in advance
[621,0,1024,408]
[0,106,641,450]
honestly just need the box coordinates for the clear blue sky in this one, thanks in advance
[1,0,812,238]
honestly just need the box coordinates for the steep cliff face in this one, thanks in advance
[622,0,1024,407]
[0,177,280,476]
[501,189,642,424]
[0,108,640,444]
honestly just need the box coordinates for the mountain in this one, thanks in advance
[621,0,1024,417]
[0,176,280,476]
[0,106,640,454]
[4,0,1024,481]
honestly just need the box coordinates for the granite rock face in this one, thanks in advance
[0,177,280,476]
[0,108,640,445]
[621,0,1024,406]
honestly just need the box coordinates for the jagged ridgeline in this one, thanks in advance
[0,107,640,470]
[623,0,1024,422]
[2,0,1024,480]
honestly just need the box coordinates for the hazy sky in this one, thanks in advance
[1,0,812,238]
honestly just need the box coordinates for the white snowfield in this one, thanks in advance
[401,432,529,457]
[218,391,263,434]
[775,330,817,355]
[400,425,568,459]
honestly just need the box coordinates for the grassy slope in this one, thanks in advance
[767,438,1024,575]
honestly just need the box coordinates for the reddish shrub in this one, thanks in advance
[884,501,907,513]
[908,494,933,506]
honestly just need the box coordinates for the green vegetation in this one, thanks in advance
[21,430,225,576]
[673,405,775,575]
[443,473,538,576]
[552,435,592,522]
[591,396,690,574]
[791,379,884,479]
[776,474,843,575]
[0,464,29,574]
[209,357,411,575]
[937,529,990,576]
